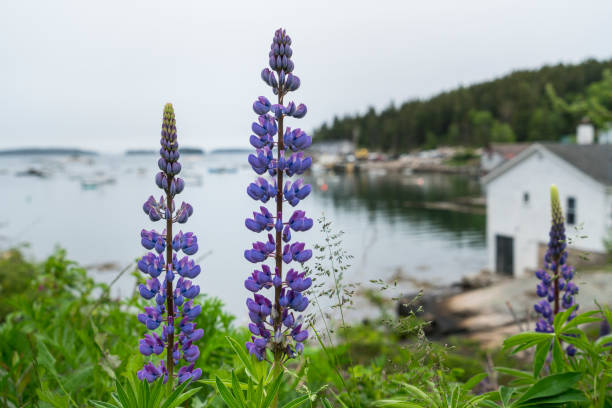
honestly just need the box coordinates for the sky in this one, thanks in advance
[1,0,612,152]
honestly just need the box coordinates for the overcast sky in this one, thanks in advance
[1,0,612,152]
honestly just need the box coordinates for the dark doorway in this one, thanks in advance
[496,235,514,276]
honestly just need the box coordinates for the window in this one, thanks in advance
[567,197,576,225]
[523,192,530,205]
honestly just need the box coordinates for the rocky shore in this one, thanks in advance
[399,269,612,348]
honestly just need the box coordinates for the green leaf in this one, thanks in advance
[63,365,95,393]
[514,372,582,404]
[89,401,120,408]
[533,340,549,377]
[226,336,259,383]
[200,378,248,390]
[165,386,202,408]
[150,379,164,408]
[160,381,193,408]
[466,394,489,406]
[499,386,515,406]
[396,383,437,407]
[553,306,576,333]
[478,401,501,408]
[247,377,255,407]
[373,400,423,407]
[121,379,138,408]
[560,333,591,352]
[36,341,57,374]
[321,398,333,408]
[462,372,488,391]
[550,338,565,373]
[495,367,534,381]
[232,371,247,408]
[261,373,284,408]
[595,334,612,349]
[215,376,242,408]
[561,310,599,330]
[281,395,311,408]
[115,381,131,408]
[503,332,552,353]
[516,389,587,407]
[38,380,71,408]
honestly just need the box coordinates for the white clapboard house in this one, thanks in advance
[482,143,612,277]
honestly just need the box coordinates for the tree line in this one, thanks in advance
[312,58,612,152]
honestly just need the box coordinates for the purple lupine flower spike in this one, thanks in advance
[534,185,579,356]
[137,103,203,385]
[245,29,311,365]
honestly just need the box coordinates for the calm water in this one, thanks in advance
[0,153,486,320]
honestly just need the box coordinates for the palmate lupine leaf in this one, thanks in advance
[89,377,200,408]
[210,369,309,408]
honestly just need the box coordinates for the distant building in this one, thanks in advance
[481,143,530,172]
[599,127,612,145]
[309,140,355,156]
[482,143,612,277]
[577,118,595,145]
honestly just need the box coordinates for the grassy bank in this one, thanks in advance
[0,248,529,407]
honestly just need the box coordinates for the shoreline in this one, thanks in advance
[396,268,612,349]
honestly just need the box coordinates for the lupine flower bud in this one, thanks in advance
[261,68,272,85]
[138,253,164,278]
[139,278,161,300]
[139,333,165,356]
[253,96,272,115]
[177,363,202,384]
[269,71,278,88]
[248,147,274,174]
[284,128,312,151]
[285,269,312,291]
[284,179,312,206]
[293,103,307,118]
[137,361,167,383]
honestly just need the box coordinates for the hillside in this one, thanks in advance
[313,58,612,151]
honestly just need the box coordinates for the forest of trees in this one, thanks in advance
[312,58,612,152]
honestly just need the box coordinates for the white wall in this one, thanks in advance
[577,123,595,145]
[486,147,608,277]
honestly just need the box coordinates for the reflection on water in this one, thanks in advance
[0,154,486,320]
[309,171,485,244]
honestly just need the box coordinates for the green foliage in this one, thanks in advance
[2,226,612,407]
[446,149,478,166]
[201,337,318,408]
[313,58,612,150]
[210,371,310,408]
[496,305,612,407]
[547,69,612,130]
[89,376,201,408]
[0,248,37,321]
[374,374,489,407]
[0,249,241,407]
[480,373,587,407]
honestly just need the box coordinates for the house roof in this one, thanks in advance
[482,143,612,186]
[484,143,530,159]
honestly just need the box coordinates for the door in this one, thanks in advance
[496,235,514,276]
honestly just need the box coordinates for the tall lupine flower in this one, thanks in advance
[534,185,579,356]
[137,104,202,385]
[244,28,312,366]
